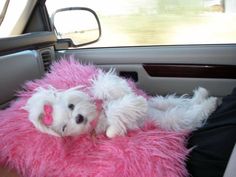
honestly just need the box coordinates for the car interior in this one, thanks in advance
[0,0,236,176]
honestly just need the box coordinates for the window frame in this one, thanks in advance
[0,0,10,26]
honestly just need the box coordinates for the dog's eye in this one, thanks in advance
[68,104,75,110]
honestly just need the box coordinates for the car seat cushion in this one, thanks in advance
[0,58,189,177]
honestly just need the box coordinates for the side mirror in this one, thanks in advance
[51,7,101,47]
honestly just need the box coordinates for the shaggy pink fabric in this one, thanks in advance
[0,58,189,177]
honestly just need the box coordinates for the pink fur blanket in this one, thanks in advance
[0,58,189,177]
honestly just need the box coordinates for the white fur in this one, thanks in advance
[99,94,147,138]
[24,86,99,137]
[24,70,218,138]
[91,69,133,100]
[23,87,69,136]
[148,87,218,131]
[91,69,148,137]
[59,88,97,136]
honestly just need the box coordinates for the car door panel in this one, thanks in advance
[56,45,236,97]
[83,64,235,97]
[0,50,43,107]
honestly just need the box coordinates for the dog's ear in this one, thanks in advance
[41,104,53,126]
[35,110,60,137]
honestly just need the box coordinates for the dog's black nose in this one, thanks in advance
[76,114,85,124]
[62,125,67,132]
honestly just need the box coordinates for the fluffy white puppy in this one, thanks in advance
[24,70,218,138]
[148,87,218,131]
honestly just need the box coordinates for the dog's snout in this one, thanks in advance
[62,125,67,132]
[76,114,86,124]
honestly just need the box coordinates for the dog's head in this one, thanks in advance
[59,88,98,136]
[23,86,70,136]
[24,86,99,137]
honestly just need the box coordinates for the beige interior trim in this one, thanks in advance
[0,0,37,37]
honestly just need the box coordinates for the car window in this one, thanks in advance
[46,0,236,48]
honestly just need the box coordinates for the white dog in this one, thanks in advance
[23,86,99,137]
[24,70,218,138]
[23,71,148,138]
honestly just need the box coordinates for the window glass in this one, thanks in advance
[46,0,236,47]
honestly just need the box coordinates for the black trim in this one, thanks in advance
[24,0,53,33]
[38,0,53,31]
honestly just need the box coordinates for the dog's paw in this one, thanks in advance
[192,87,209,104]
[196,96,218,121]
[204,96,218,115]
[91,70,132,100]
[106,125,125,138]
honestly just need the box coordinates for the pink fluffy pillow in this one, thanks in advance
[0,58,189,177]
